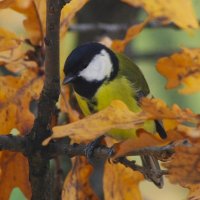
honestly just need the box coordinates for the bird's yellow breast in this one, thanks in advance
[75,76,155,140]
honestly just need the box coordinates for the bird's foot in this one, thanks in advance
[84,135,105,164]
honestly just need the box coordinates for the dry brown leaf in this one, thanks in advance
[60,0,89,37]
[43,98,200,145]
[0,152,31,200]
[9,0,45,45]
[0,28,22,52]
[0,69,43,133]
[112,130,165,160]
[103,161,143,200]
[43,100,148,144]
[177,125,200,138]
[60,87,80,122]
[0,69,42,198]
[62,156,98,200]
[141,98,199,123]
[187,184,200,200]
[163,144,200,185]
[122,0,198,29]
[0,43,37,73]
[157,48,200,94]
[0,0,14,8]
[111,18,150,52]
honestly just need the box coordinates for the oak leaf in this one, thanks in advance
[0,69,43,199]
[112,18,150,52]
[0,28,22,52]
[141,98,199,123]
[43,98,199,145]
[60,0,89,37]
[0,0,14,8]
[0,152,31,200]
[122,0,198,29]
[156,48,200,94]
[60,87,80,123]
[8,0,45,45]
[163,144,200,185]
[0,70,43,133]
[112,130,165,160]
[103,161,143,200]
[62,157,98,200]
[187,184,200,200]
[43,100,148,144]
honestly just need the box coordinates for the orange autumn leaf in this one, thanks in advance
[122,0,198,29]
[112,18,150,52]
[157,48,200,94]
[60,87,80,123]
[9,0,45,45]
[43,100,148,144]
[62,157,98,200]
[0,69,42,199]
[163,143,200,185]
[0,152,31,200]
[43,98,200,145]
[0,28,22,52]
[112,130,164,160]
[0,43,37,73]
[0,70,43,134]
[103,162,143,200]
[60,0,89,37]
[0,0,14,8]
[141,98,199,123]
[187,184,200,200]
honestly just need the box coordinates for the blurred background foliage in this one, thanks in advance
[1,0,200,199]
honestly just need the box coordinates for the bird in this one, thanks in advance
[62,42,167,188]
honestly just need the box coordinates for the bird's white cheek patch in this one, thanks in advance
[78,49,113,82]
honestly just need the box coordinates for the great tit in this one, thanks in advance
[63,42,167,188]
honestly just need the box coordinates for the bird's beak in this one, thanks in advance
[62,75,76,85]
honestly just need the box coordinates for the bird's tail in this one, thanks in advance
[140,155,164,188]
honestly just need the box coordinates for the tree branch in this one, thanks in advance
[26,0,66,199]
[0,134,26,153]
[0,134,188,184]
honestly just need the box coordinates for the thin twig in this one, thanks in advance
[68,22,179,33]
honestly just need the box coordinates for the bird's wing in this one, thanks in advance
[116,52,150,99]
[116,52,167,139]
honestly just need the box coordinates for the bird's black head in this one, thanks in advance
[63,42,119,99]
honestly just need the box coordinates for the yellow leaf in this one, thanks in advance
[103,162,143,200]
[43,100,148,145]
[122,0,198,29]
[10,0,45,45]
[156,48,200,94]
[141,98,198,123]
[43,98,200,145]
[60,0,89,37]
[0,69,43,133]
[62,157,98,200]
[112,17,150,52]
[0,28,21,52]
[0,68,42,198]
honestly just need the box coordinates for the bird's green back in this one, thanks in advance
[75,52,155,140]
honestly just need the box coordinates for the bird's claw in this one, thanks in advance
[84,135,105,164]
